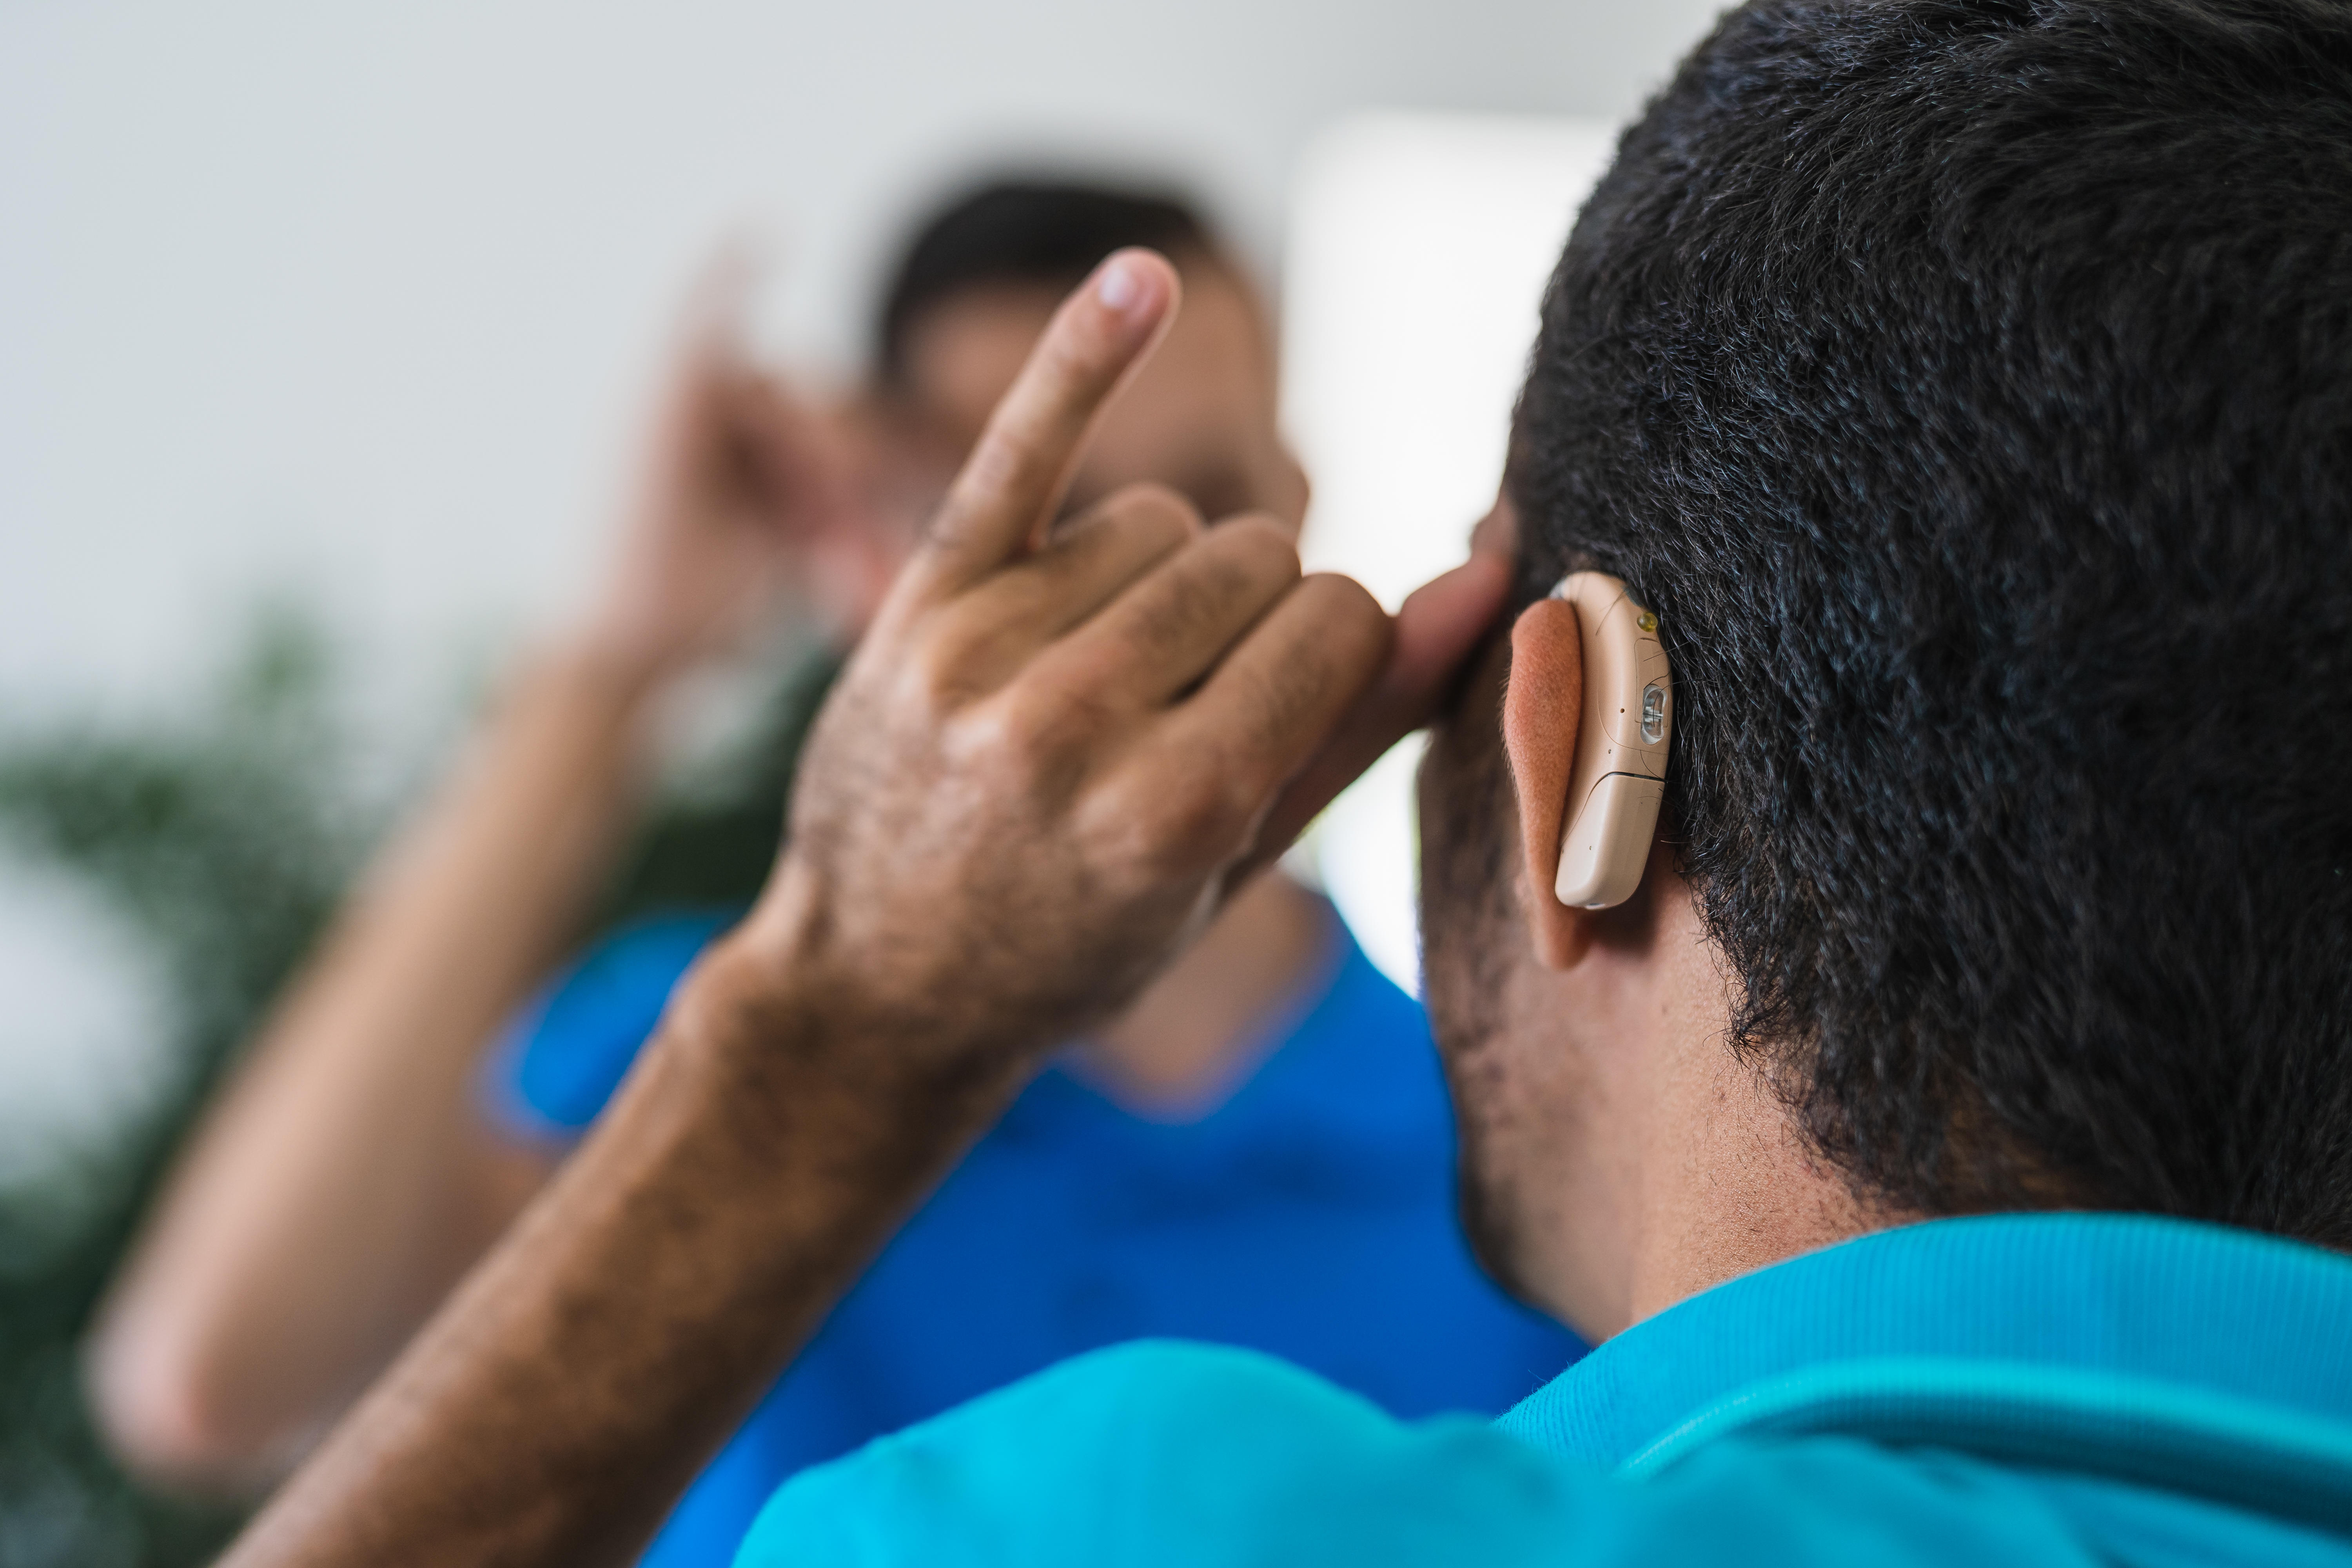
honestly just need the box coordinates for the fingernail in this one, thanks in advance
[1096,253,1146,314]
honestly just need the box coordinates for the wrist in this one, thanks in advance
[647,938,1016,1246]
[526,624,690,716]
[665,876,1033,1150]
[558,612,694,695]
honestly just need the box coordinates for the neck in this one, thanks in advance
[1623,1035,1886,1323]
[1074,874,1332,1112]
[1571,873,1896,1332]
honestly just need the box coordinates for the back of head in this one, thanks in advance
[875,178,1217,387]
[1513,0,2352,1238]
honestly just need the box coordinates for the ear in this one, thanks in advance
[1504,599,1589,969]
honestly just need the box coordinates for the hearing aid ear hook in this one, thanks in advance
[1550,572,1671,909]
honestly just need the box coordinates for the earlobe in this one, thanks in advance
[1503,599,1590,969]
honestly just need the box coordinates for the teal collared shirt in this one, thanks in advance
[736,1214,2352,1565]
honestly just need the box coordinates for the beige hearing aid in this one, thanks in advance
[1552,572,1672,909]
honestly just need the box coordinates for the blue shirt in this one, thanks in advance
[484,904,1582,1566]
[740,1212,2352,1566]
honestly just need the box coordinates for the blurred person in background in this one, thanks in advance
[87,178,1577,1564]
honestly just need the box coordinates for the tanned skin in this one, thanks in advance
[85,272,906,1490]
[216,250,1514,1567]
[1415,502,1894,1341]
[217,251,1885,1568]
[90,252,1330,1489]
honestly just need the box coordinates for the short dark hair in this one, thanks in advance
[1512,0,2352,1237]
[875,178,1216,387]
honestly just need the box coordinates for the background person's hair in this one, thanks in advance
[1511,0,2352,1238]
[875,178,1217,387]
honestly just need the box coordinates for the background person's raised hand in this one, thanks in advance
[582,254,908,681]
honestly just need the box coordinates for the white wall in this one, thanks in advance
[1287,115,1618,994]
[0,2,1728,1143]
[0,0,1721,724]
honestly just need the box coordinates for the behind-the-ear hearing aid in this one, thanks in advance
[1551,572,1671,909]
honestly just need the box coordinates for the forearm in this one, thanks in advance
[96,639,666,1474]
[220,926,1008,1568]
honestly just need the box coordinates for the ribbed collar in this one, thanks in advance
[1497,1213,2352,1466]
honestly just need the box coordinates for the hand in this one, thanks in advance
[204,249,1513,1568]
[581,254,907,681]
[715,248,1511,1102]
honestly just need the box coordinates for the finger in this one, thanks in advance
[911,250,1178,594]
[1230,549,1513,882]
[735,373,860,527]
[954,484,1201,655]
[1027,515,1300,708]
[673,239,766,370]
[1141,571,1394,847]
[1468,489,1519,563]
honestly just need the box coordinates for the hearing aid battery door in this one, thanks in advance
[1554,772,1665,909]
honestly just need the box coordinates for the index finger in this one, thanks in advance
[909,249,1178,596]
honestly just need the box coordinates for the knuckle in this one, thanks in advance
[1102,481,1201,534]
[1166,519,1297,615]
[1083,482,1199,557]
[1174,766,1265,860]
[1172,529,1298,623]
[1299,568,1383,621]
[1222,664,1316,779]
[946,697,1053,796]
[904,608,1049,716]
[960,676,1117,789]
[906,626,984,709]
[1129,561,1234,650]
[1213,513,1303,580]
[1285,575,1394,679]
[1092,765,1248,876]
[954,428,1034,508]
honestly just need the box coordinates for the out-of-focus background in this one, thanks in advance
[0,3,1714,1561]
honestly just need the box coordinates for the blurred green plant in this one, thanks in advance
[0,609,836,1567]
[595,645,839,921]
[0,609,362,1568]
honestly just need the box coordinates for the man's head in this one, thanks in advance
[873,179,1305,531]
[1420,0,2352,1337]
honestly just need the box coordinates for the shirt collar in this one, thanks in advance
[1497,1212,2352,1467]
